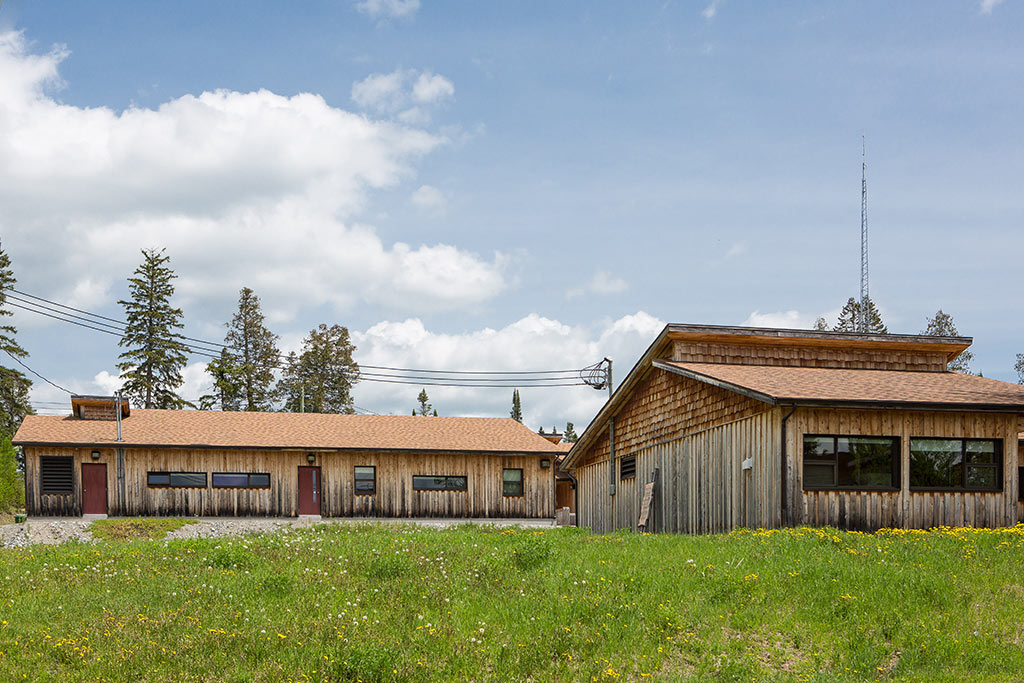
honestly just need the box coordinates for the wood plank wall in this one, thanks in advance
[789,408,1020,530]
[671,341,948,371]
[24,447,555,518]
[575,410,780,534]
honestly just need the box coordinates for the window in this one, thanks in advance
[354,466,376,495]
[910,438,1002,491]
[503,468,524,496]
[147,472,207,488]
[802,435,899,490]
[413,475,467,491]
[212,473,270,489]
[39,456,74,495]
[620,456,637,480]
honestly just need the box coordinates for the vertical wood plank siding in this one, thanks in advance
[790,409,1020,530]
[24,447,555,518]
[670,341,948,371]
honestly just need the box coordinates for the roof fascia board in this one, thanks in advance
[651,360,779,405]
[13,441,561,456]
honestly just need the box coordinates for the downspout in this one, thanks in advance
[780,404,797,527]
[608,417,616,531]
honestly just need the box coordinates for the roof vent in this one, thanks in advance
[70,395,130,421]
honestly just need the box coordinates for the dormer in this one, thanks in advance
[70,395,130,421]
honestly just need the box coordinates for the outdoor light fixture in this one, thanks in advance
[307,453,316,464]
[90,450,101,460]
[540,459,551,469]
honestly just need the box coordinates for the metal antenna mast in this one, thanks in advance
[859,135,869,333]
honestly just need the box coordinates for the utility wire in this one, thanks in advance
[3,350,73,394]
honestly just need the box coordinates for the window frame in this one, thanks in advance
[619,456,637,480]
[412,475,468,492]
[147,471,207,489]
[354,466,376,495]
[801,434,900,492]
[502,468,524,497]
[909,437,1003,492]
[211,472,271,489]
[39,455,74,495]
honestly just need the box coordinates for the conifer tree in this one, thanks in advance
[922,310,974,373]
[416,389,432,416]
[833,297,887,334]
[564,422,578,443]
[0,432,23,512]
[812,317,829,331]
[277,324,359,414]
[1016,354,1024,385]
[117,248,188,409]
[224,287,280,411]
[510,389,523,423]
[432,408,438,417]
[200,348,244,410]
[0,243,33,436]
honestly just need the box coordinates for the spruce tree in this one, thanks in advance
[224,287,280,411]
[564,422,578,443]
[922,310,974,373]
[833,297,887,334]
[1016,354,1024,385]
[812,317,829,331]
[510,389,523,423]
[277,324,359,414]
[416,389,432,416]
[0,243,33,436]
[117,248,188,409]
[200,348,244,410]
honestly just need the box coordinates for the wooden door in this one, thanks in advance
[298,466,322,515]
[81,463,107,515]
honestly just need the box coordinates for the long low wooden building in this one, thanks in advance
[14,397,563,519]
[562,324,1024,533]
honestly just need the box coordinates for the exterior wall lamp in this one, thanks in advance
[307,453,316,464]
[540,458,551,469]
[90,450,101,460]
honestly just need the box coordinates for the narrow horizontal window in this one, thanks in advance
[910,438,1002,492]
[148,472,206,488]
[802,435,899,490]
[413,475,467,491]
[503,468,524,496]
[354,466,376,495]
[620,456,637,480]
[212,473,270,489]
[40,456,74,495]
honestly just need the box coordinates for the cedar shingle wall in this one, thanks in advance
[671,341,948,371]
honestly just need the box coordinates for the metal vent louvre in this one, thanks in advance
[40,456,74,494]
[619,456,637,480]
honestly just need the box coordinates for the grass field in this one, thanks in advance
[2,522,1024,681]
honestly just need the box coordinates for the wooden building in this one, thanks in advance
[562,324,1024,533]
[14,397,562,518]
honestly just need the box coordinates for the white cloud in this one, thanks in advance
[980,0,1004,14]
[351,68,454,122]
[702,0,722,20]
[355,0,420,20]
[567,270,629,299]
[0,31,503,321]
[741,310,819,329]
[410,184,447,214]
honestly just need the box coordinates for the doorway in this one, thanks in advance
[81,463,107,515]
[298,466,322,515]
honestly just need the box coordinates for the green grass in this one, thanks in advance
[2,523,1024,681]
[88,518,198,541]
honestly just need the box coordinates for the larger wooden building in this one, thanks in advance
[14,398,563,519]
[562,324,1024,533]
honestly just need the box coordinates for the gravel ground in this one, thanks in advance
[0,516,556,548]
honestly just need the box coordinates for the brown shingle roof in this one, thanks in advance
[654,361,1024,409]
[13,410,565,453]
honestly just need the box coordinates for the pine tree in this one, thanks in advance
[277,324,359,414]
[812,317,829,331]
[510,389,523,423]
[224,287,280,412]
[117,248,188,409]
[922,310,974,373]
[0,243,33,436]
[1015,354,1024,385]
[564,422,578,443]
[416,389,432,416]
[432,408,438,417]
[833,297,887,334]
[200,348,244,410]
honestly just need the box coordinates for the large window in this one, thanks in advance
[803,435,899,490]
[147,472,207,488]
[212,473,270,489]
[39,456,74,495]
[910,438,1002,491]
[413,475,467,491]
[354,466,376,495]
[502,468,524,496]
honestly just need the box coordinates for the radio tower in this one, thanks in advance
[859,135,869,333]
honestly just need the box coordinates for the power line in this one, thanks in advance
[3,350,73,394]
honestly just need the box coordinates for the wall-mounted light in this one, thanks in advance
[540,458,551,469]
[307,453,316,464]
[90,450,101,460]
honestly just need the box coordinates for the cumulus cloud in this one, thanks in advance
[355,0,420,20]
[351,69,454,122]
[980,0,1004,14]
[566,271,629,299]
[0,31,503,322]
[741,310,820,330]
[410,184,447,214]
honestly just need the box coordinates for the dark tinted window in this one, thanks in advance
[413,475,467,491]
[354,466,376,494]
[149,472,206,488]
[40,456,74,495]
[802,435,899,490]
[212,473,249,488]
[503,468,524,496]
[910,438,1001,491]
[147,472,170,487]
[249,473,270,488]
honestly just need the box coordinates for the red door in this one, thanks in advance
[298,466,322,515]
[82,463,107,514]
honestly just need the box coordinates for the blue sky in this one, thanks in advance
[1,0,1022,427]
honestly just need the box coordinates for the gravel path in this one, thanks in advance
[0,516,555,548]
